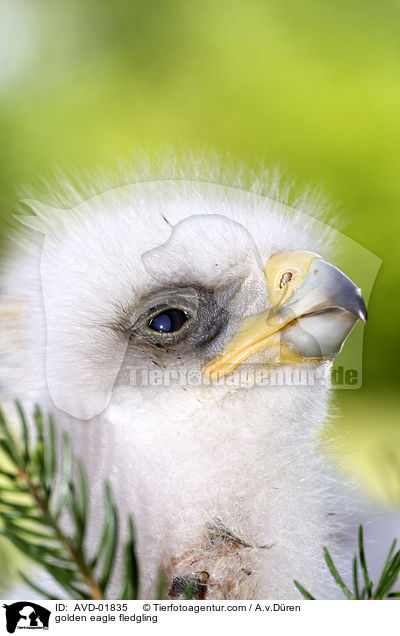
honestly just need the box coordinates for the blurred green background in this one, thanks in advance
[0,0,399,588]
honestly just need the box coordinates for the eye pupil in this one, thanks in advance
[149,309,189,333]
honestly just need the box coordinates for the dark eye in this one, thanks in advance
[148,309,190,333]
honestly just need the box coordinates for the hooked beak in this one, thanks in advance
[203,250,367,380]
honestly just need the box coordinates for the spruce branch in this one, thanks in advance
[2,403,399,601]
[294,525,400,600]
[0,403,139,600]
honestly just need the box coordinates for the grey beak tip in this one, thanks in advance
[357,292,368,322]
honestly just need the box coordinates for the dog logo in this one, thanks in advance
[2,602,50,633]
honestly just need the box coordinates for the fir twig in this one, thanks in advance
[2,404,399,601]
[295,524,400,600]
[293,580,316,600]
[0,403,139,599]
